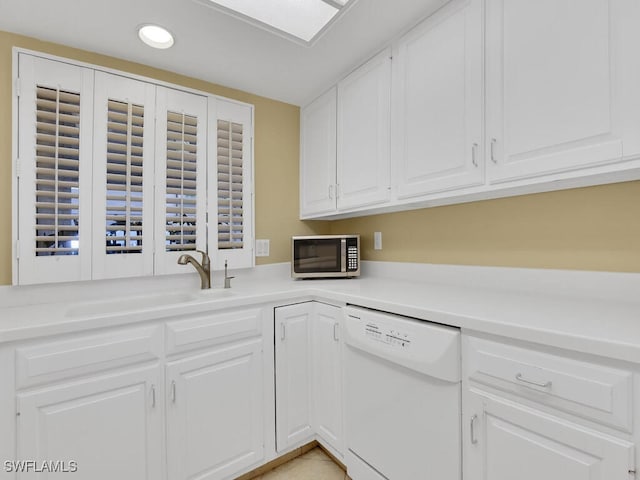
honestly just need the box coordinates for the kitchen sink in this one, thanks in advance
[66,288,237,318]
[66,292,195,317]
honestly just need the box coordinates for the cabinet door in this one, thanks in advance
[274,303,314,451]
[393,0,483,199]
[300,88,337,217]
[464,389,635,480]
[311,303,343,455]
[486,0,640,183]
[17,366,163,480]
[337,49,391,210]
[166,339,264,480]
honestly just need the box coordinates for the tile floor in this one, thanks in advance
[249,447,351,480]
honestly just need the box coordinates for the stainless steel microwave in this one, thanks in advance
[291,235,360,279]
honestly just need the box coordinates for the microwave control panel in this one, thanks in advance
[346,237,359,272]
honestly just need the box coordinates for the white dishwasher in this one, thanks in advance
[343,306,461,480]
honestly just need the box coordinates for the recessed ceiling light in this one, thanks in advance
[138,24,175,49]
[199,0,354,44]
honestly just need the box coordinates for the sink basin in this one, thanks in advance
[66,292,195,318]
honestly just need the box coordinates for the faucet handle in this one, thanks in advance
[195,249,210,266]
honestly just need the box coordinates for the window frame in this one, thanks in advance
[12,48,255,285]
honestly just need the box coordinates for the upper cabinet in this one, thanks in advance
[337,49,391,210]
[300,0,640,220]
[300,87,337,218]
[393,0,483,198]
[486,0,640,183]
[300,50,392,219]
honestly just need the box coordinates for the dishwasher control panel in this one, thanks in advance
[344,305,461,382]
[365,323,411,348]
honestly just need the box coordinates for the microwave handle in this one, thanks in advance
[341,238,347,273]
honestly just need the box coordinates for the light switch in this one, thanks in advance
[255,239,270,257]
[374,232,382,250]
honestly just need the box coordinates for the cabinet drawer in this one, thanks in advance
[166,308,262,355]
[465,336,633,432]
[16,325,163,389]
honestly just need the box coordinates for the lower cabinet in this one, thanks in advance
[464,389,635,480]
[311,303,343,455]
[274,301,344,456]
[274,302,314,450]
[462,334,637,480]
[11,306,270,480]
[17,366,163,480]
[166,339,264,480]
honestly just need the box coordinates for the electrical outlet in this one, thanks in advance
[255,239,270,257]
[374,232,382,250]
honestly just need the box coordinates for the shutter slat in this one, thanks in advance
[216,118,244,251]
[104,98,145,255]
[34,86,81,257]
[164,110,201,252]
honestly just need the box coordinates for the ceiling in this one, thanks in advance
[0,0,447,106]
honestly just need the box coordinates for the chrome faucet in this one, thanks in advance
[177,250,211,289]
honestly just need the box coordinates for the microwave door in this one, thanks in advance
[294,240,342,274]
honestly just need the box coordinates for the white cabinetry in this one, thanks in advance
[310,302,343,456]
[300,88,337,217]
[337,49,391,210]
[300,49,392,218]
[486,0,640,183]
[274,302,314,450]
[18,366,163,480]
[166,340,264,480]
[393,0,483,198]
[299,0,640,220]
[462,334,637,480]
[274,301,344,456]
[10,306,270,480]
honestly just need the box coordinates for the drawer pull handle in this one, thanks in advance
[171,380,177,403]
[516,373,552,389]
[333,322,339,342]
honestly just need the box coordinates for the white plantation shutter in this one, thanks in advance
[209,99,254,269]
[92,72,155,279]
[217,119,244,249]
[15,54,256,284]
[17,55,93,285]
[155,87,207,275]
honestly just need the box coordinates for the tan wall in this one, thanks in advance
[331,181,640,272]
[0,30,329,285]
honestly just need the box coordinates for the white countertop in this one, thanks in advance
[1,262,639,364]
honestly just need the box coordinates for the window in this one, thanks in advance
[209,99,254,270]
[92,72,155,280]
[15,52,254,285]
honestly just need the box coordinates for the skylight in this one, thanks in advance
[202,0,353,44]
